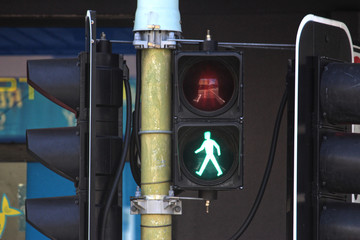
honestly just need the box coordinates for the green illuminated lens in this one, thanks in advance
[194,131,223,177]
[179,126,238,181]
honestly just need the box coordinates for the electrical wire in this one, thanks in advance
[129,50,142,186]
[129,112,141,186]
[99,64,132,240]
[228,87,288,240]
[134,50,142,160]
[218,42,295,51]
[173,39,295,51]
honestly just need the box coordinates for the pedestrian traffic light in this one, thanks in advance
[293,15,360,240]
[25,11,126,240]
[173,50,243,191]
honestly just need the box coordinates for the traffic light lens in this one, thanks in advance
[182,60,235,112]
[194,131,223,177]
[179,126,239,183]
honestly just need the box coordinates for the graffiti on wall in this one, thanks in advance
[0,77,76,142]
[0,193,23,239]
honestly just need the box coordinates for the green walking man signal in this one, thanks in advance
[195,131,223,177]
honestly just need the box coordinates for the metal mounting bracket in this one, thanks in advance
[130,195,183,215]
[133,31,180,49]
[130,186,206,215]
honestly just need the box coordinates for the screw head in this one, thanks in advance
[174,206,182,213]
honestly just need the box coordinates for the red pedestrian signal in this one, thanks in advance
[173,50,243,191]
[181,59,235,112]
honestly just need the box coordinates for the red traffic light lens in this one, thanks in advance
[182,60,235,112]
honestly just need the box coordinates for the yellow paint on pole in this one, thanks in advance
[141,215,172,240]
[140,48,172,240]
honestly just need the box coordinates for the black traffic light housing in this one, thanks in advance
[25,11,127,240]
[293,15,360,240]
[26,53,88,240]
[314,58,360,240]
[173,50,243,191]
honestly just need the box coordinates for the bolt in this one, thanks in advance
[134,32,141,41]
[174,206,181,213]
[169,186,174,197]
[100,32,106,40]
[206,30,211,41]
[135,186,141,198]
[205,200,210,214]
[131,206,137,212]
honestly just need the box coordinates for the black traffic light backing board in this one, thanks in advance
[293,15,352,240]
[86,11,125,240]
[172,51,244,191]
[25,11,125,240]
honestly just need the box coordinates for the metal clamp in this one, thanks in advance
[130,195,183,215]
[138,130,172,135]
[130,186,205,215]
[133,31,180,49]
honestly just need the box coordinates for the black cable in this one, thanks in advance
[135,50,142,159]
[129,50,142,186]
[99,65,132,240]
[129,111,141,186]
[228,87,288,240]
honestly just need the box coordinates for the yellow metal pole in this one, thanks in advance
[140,48,172,240]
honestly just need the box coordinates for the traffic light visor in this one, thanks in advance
[26,127,80,182]
[27,58,80,114]
[26,196,79,240]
